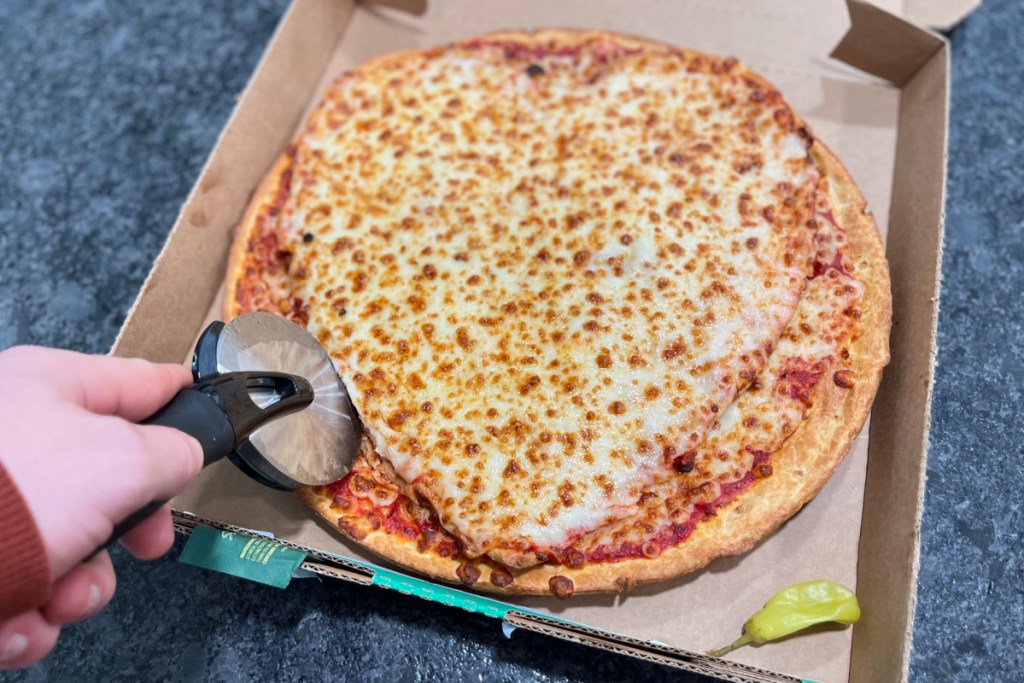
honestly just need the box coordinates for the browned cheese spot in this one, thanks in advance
[549,575,575,599]
[563,548,586,569]
[489,566,515,587]
[456,561,482,585]
[833,369,855,388]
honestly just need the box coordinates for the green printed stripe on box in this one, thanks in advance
[319,553,596,628]
[369,564,511,619]
[179,525,306,589]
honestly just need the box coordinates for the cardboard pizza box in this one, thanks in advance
[112,0,978,680]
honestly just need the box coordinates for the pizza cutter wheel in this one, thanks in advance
[100,312,360,551]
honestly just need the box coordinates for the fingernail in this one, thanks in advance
[0,633,27,662]
[83,584,102,616]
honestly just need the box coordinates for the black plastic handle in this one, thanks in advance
[97,388,236,554]
[144,387,238,466]
[93,371,313,555]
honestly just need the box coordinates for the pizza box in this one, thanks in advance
[111,0,973,680]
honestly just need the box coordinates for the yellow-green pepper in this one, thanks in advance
[708,580,861,658]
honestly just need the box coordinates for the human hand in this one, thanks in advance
[0,346,203,668]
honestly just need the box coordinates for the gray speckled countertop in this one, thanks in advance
[1,1,1021,681]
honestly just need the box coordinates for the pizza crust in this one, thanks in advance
[224,150,294,321]
[227,30,891,596]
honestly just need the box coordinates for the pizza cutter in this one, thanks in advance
[104,312,361,547]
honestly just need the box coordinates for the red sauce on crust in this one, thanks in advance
[326,469,461,559]
[778,358,828,406]
[383,502,419,540]
[813,252,849,279]
[234,162,294,314]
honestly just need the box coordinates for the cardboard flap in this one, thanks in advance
[831,0,945,85]
[902,0,980,30]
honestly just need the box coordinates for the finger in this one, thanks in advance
[119,504,177,560]
[21,348,193,421]
[0,610,60,669]
[39,551,116,626]
[126,423,204,502]
[18,414,199,579]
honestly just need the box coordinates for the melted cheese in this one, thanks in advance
[280,36,819,557]
[579,202,865,554]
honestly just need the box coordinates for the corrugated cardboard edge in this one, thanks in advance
[503,612,806,683]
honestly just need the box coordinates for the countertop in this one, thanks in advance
[1,0,1021,681]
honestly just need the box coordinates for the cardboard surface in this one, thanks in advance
[850,44,949,683]
[832,0,945,86]
[115,0,955,680]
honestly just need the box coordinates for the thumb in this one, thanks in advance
[126,423,204,504]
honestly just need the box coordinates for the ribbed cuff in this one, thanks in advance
[0,462,51,621]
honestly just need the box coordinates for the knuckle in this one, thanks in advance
[115,420,149,455]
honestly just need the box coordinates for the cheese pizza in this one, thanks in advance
[226,30,890,597]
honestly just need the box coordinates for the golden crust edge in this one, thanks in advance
[228,30,892,596]
[223,151,295,321]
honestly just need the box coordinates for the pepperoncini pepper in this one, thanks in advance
[708,580,861,658]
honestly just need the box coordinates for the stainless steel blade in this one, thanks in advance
[217,312,360,485]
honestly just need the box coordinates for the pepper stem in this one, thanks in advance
[707,632,754,658]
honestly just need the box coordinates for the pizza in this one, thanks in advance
[225,30,891,597]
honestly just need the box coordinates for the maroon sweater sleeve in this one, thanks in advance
[0,462,51,621]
